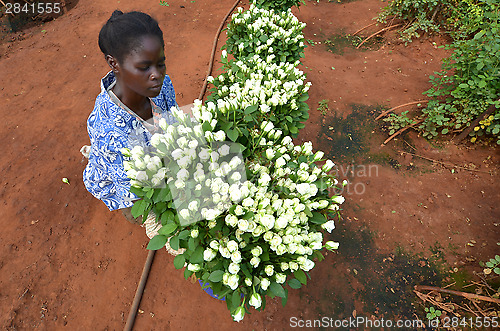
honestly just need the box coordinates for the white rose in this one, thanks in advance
[264,265,274,277]
[325,241,339,251]
[250,256,260,268]
[227,240,239,253]
[228,262,240,275]
[332,196,345,204]
[321,220,336,233]
[234,205,244,216]
[204,248,216,261]
[231,251,242,263]
[249,293,262,309]
[187,263,201,272]
[322,160,335,172]
[265,148,275,160]
[238,219,249,232]
[275,273,286,284]
[260,278,270,290]
[289,262,299,272]
[301,259,315,272]
[190,229,199,238]
[232,306,245,322]
[212,130,225,142]
[227,274,239,290]
[225,214,238,227]
[218,144,231,156]
[251,246,263,256]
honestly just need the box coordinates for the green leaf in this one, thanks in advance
[227,129,239,142]
[147,235,167,250]
[495,255,500,262]
[158,223,178,236]
[269,282,286,298]
[173,254,185,269]
[244,104,258,114]
[157,187,172,202]
[288,279,302,289]
[184,268,193,280]
[145,189,154,200]
[130,186,144,197]
[441,128,449,134]
[161,210,175,224]
[208,270,225,282]
[169,235,180,250]
[131,200,146,218]
[281,288,288,307]
[190,246,204,264]
[298,94,309,102]
[178,230,190,240]
[231,290,241,309]
[294,270,307,285]
[309,212,327,224]
[202,121,212,132]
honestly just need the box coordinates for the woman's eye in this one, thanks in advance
[138,66,149,71]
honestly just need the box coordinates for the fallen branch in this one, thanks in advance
[353,21,379,36]
[356,23,403,49]
[414,285,500,304]
[376,100,429,120]
[382,119,424,145]
[453,101,499,142]
[0,0,15,17]
[400,151,494,175]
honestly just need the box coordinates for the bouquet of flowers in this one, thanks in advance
[122,2,344,321]
[122,105,344,321]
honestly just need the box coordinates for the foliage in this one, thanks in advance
[379,0,500,144]
[225,6,306,65]
[317,99,330,116]
[382,110,414,135]
[250,0,305,12]
[479,254,500,276]
[424,306,442,320]
[377,0,496,43]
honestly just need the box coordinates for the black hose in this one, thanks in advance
[123,250,156,331]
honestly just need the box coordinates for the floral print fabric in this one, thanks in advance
[83,71,177,210]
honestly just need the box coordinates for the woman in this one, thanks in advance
[83,10,177,222]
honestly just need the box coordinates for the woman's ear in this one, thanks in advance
[106,55,120,74]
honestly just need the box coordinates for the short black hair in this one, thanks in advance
[98,10,164,63]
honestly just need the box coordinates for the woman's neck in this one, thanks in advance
[112,82,152,121]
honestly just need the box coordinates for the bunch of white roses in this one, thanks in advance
[227,5,306,63]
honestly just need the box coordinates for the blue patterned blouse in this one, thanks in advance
[83,71,177,211]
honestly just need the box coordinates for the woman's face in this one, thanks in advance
[115,35,166,98]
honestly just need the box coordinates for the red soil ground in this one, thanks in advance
[0,0,498,330]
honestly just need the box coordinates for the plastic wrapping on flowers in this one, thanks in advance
[122,3,344,322]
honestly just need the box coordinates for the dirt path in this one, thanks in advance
[0,0,498,329]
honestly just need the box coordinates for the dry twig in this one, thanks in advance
[415,285,500,304]
[399,151,494,175]
[376,100,429,120]
[383,119,424,145]
[356,23,403,49]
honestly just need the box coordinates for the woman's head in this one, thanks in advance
[98,10,164,63]
[99,11,166,99]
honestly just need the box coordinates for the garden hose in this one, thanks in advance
[123,1,240,329]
